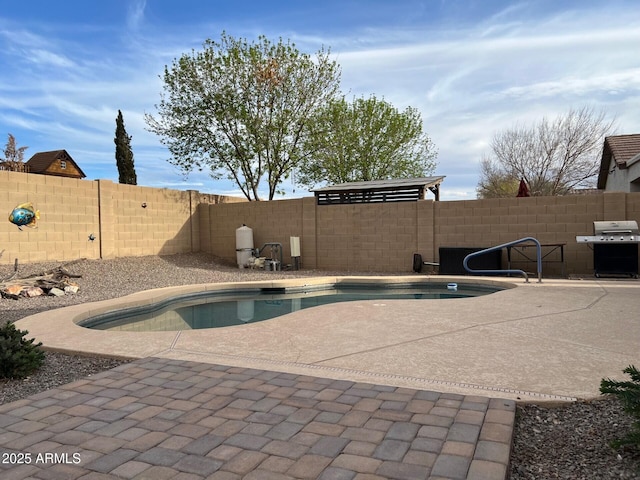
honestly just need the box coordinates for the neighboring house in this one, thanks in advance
[597,134,640,192]
[25,150,86,179]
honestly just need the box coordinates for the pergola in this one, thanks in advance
[312,176,445,205]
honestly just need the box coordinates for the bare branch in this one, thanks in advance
[478,106,615,197]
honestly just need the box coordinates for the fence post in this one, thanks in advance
[96,179,115,259]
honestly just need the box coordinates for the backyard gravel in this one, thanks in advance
[1,253,639,479]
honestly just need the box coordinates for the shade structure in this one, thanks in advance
[312,176,445,205]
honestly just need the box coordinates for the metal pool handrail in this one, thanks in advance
[463,237,542,283]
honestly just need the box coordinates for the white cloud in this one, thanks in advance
[500,69,640,100]
[26,48,75,68]
[127,0,147,31]
[1,2,640,199]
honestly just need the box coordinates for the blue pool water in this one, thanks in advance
[80,282,503,332]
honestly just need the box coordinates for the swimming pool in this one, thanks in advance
[80,281,505,331]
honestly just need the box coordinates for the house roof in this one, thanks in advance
[26,150,86,178]
[311,176,445,204]
[597,134,640,189]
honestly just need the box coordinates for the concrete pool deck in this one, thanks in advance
[3,275,638,479]
[13,275,640,402]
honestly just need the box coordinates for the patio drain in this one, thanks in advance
[163,348,579,402]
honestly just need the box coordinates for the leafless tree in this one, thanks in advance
[477,107,615,197]
[1,134,29,172]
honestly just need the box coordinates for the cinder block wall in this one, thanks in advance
[205,192,640,275]
[3,166,639,276]
[98,181,196,258]
[203,199,431,272]
[315,202,420,271]
[432,195,607,276]
[0,170,100,263]
[0,171,241,265]
[200,198,308,267]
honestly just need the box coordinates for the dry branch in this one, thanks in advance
[0,264,82,300]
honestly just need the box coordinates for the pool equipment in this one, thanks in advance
[290,236,301,270]
[260,243,282,271]
[447,283,458,291]
[234,224,284,271]
[235,224,254,269]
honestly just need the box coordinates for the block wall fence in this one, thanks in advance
[201,192,640,276]
[0,170,242,264]
[2,169,640,276]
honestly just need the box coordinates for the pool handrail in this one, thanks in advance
[463,237,542,283]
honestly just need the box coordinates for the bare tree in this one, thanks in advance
[1,134,29,172]
[477,107,615,197]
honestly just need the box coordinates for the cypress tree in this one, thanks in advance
[115,110,137,185]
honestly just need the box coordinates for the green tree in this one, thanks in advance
[115,110,137,185]
[477,106,615,197]
[145,32,341,200]
[476,157,520,198]
[297,95,437,188]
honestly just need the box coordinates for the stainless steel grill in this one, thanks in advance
[576,220,639,244]
[576,221,639,277]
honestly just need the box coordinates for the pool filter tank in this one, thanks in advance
[290,236,301,270]
[235,224,254,268]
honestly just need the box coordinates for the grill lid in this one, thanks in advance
[593,220,639,235]
[577,220,640,244]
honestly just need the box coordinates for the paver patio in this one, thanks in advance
[1,357,514,480]
[5,275,639,479]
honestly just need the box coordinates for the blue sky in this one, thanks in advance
[1,1,639,200]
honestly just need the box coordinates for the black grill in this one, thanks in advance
[593,243,638,277]
[576,221,639,278]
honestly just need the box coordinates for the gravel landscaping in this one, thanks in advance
[1,253,639,478]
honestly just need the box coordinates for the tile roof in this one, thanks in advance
[597,134,640,189]
[606,134,640,165]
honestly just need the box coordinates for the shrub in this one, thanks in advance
[600,365,640,450]
[0,321,45,379]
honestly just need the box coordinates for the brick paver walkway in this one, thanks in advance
[0,358,514,479]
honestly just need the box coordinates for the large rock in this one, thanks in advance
[4,285,23,296]
[23,286,44,297]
